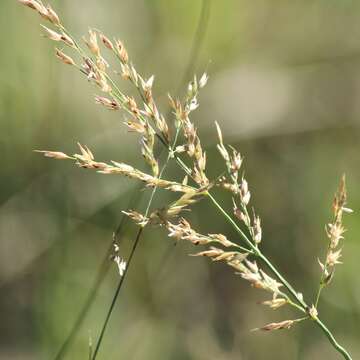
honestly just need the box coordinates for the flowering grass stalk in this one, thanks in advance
[19,1,354,359]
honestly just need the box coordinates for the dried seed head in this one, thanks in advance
[158,115,170,143]
[99,160,188,193]
[55,48,75,66]
[166,219,215,246]
[240,260,283,296]
[84,29,100,56]
[326,222,345,249]
[208,234,234,248]
[235,208,249,225]
[230,147,242,172]
[36,2,51,19]
[85,65,111,93]
[118,63,130,80]
[343,207,353,214]
[35,150,71,160]
[214,251,239,262]
[187,76,197,97]
[166,218,191,238]
[122,210,149,227]
[215,122,230,163]
[240,178,251,205]
[322,269,334,286]
[72,145,111,170]
[129,64,139,85]
[259,270,283,295]
[95,96,119,110]
[98,74,112,93]
[320,175,352,287]
[18,0,49,19]
[18,0,38,10]
[60,33,75,48]
[167,222,235,248]
[191,247,225,259]
[245,259,258,274]
[41,25,62,41]
[318,258,326,273]
[188,98,199,112]
[46,5,61,25]
[253,320,295,332]
[261,298,288,309]
[326,249,342,267]
[115,40,129,63]
[197,150,207,172]
[20,1,60,25]
[76,143,94,162]
[253,215,262,244]
[334,175,347,213]
[127,96,140,116]
[96,57,108,72]
[227,253,249,272]
[233,201,250,227]
[241,272,262,288]
[100,33,114,50]
[309,305,318,320]
[143,75,155,91]
[174,145,186,155]
[124,120,145,134]
[162,189,207,218]
[199,73,209,88]
[113,254,126,277]
[165,184,193,193]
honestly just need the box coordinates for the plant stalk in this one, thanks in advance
[91,227,143,360]
[314,318,352,360]
[205,192,352,360]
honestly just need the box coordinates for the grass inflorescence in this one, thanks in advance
[19,1,354,359]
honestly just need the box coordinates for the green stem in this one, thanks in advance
[145,128,181,216]
[314,318,352,360]
[91,131,180,360]
[315,241,332,307]
[258,253,307,309]
[315,284,324,308]
[287,299,306,313]
[206,192,352,360]
[171,155,352,359]
[173,154,307,308]
[91,228,143,360]
[206,192,307,309]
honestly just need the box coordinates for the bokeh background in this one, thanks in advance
[1,0,360,359]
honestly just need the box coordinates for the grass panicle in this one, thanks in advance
[20,1,354,359]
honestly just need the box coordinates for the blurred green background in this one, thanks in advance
[1,0,360,359]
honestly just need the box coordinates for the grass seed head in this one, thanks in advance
[35,150,71,160]
[253,320,295,332]
[41,25,62,41]
[84,29,100,56]
[252,215,262,244]
[18,0,39,10]
[45,5,61,25]
[55,48,75,66]
[100,33,114,50]
[95,96,119,110]
[122,210,149,227]
[115,39,129,63]
[261,298,288,310]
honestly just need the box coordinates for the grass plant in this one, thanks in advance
[19,1,354,359]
